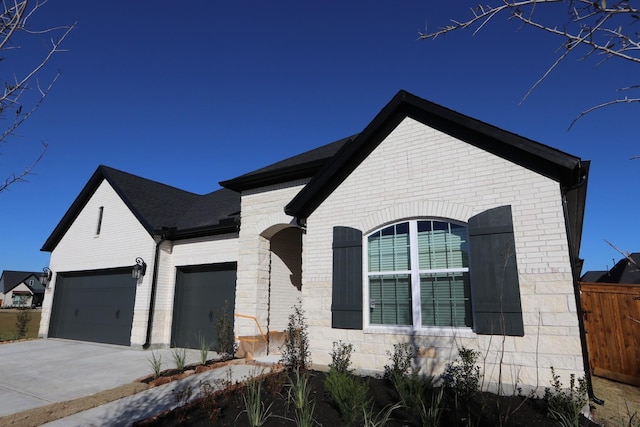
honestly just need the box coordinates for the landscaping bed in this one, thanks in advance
[133,368,597,426]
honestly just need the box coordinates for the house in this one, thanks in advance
[0,270,45,307]
[39,90,590,394]
[581,253,640,284]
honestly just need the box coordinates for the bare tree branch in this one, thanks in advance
[0,0,74,192]
[0,141,46,192]
[420,0,640,128]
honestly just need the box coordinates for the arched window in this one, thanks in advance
[366,219,471,328]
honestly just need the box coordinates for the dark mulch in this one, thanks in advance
[134,370,598,426]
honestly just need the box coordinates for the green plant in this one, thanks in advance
[324,370,370,425]
[383,342,415,380]
[197,332,213,365]
[286,369,317,427]
[282,301,311,370]
[421,386,445,427]
[14,307,32,339]
[329,340,354,374]
[362,401,402,426]
[148,351,163,379]
[543,367,588,427]
[236,378,274,426]
[392,371,435,420]
[172,347,187,370]
[215,300,237,360]
[442,346,482,400]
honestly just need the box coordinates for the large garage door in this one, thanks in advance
[49,270,136,346]
[171,263,236,349]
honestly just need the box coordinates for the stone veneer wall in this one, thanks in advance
[301,117,584,393]
[234,180,308,341]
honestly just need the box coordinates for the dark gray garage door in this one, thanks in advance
[171,263,236,349]
[49,270,136,346]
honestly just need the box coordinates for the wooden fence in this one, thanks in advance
[580,282,640,386]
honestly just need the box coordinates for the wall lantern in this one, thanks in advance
[41,267,52,287]
[132,257,147,279]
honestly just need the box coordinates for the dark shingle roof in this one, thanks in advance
[582,254,640,284]
[1,271,44,294]
[42,166,240,252]
[220,135,354,192]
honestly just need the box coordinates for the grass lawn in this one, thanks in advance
[0,309,41,341]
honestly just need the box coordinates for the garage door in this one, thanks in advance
[49,270,136,346]
[171,263,236,349]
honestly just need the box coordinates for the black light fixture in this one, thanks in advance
[41,267,52,287]
[132,257,147,279]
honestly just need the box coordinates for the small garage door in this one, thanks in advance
[49,270,136,346]
[171,263,236,349]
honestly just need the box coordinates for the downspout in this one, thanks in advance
[561,174,604,406]
[143,228,170,349]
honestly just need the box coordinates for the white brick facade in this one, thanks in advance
[39,180,239,348]
[300,117,583,393]
[39,180,156,345]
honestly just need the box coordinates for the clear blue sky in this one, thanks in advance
[0,1,637,275]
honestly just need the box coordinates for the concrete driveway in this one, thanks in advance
[0,339,177,417]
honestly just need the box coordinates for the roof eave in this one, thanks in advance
[220,159,327,192]
[286,90,585,219]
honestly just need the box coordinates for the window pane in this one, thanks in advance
[418,221,469,270]
[369,274,412,325]
[368,223,410,272]
[420,272,471,327]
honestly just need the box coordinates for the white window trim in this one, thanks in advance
[363,218,473,335]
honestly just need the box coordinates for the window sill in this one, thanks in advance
[364,325,476,339]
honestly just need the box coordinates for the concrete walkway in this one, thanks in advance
[42,363,259,426]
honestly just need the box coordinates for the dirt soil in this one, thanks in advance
[0,382,149,427]
[590,376,640,426]
[133,370,595,427]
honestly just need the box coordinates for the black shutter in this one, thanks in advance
[332,226,363,329]
[468,205,524,336]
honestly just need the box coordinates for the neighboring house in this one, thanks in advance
[581,253,640,284]
[40,90,590,394]
[0,271,45,307]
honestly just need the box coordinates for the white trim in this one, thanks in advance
[364,218,471,330]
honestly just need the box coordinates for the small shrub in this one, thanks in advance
[15,308,32,339]
[392,372,434,417]
[236,378,274,427]
[215,300,237,359]
[148,351,163,379]
[383,342,415,380]
[172,347,187,370]
[544,367,588,426]
[282,301,311,370]
[324,370,370,425]
[441,347,482,400]
[329,340,354,374]
[264,367,288,396]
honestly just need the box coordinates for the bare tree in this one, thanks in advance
[0,0,74,192]
[420,0,640,134]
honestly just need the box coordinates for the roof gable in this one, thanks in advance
[285,90,587,219]
[1,271,42,293]
[42,166,240,252]
[583,253,640,284]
